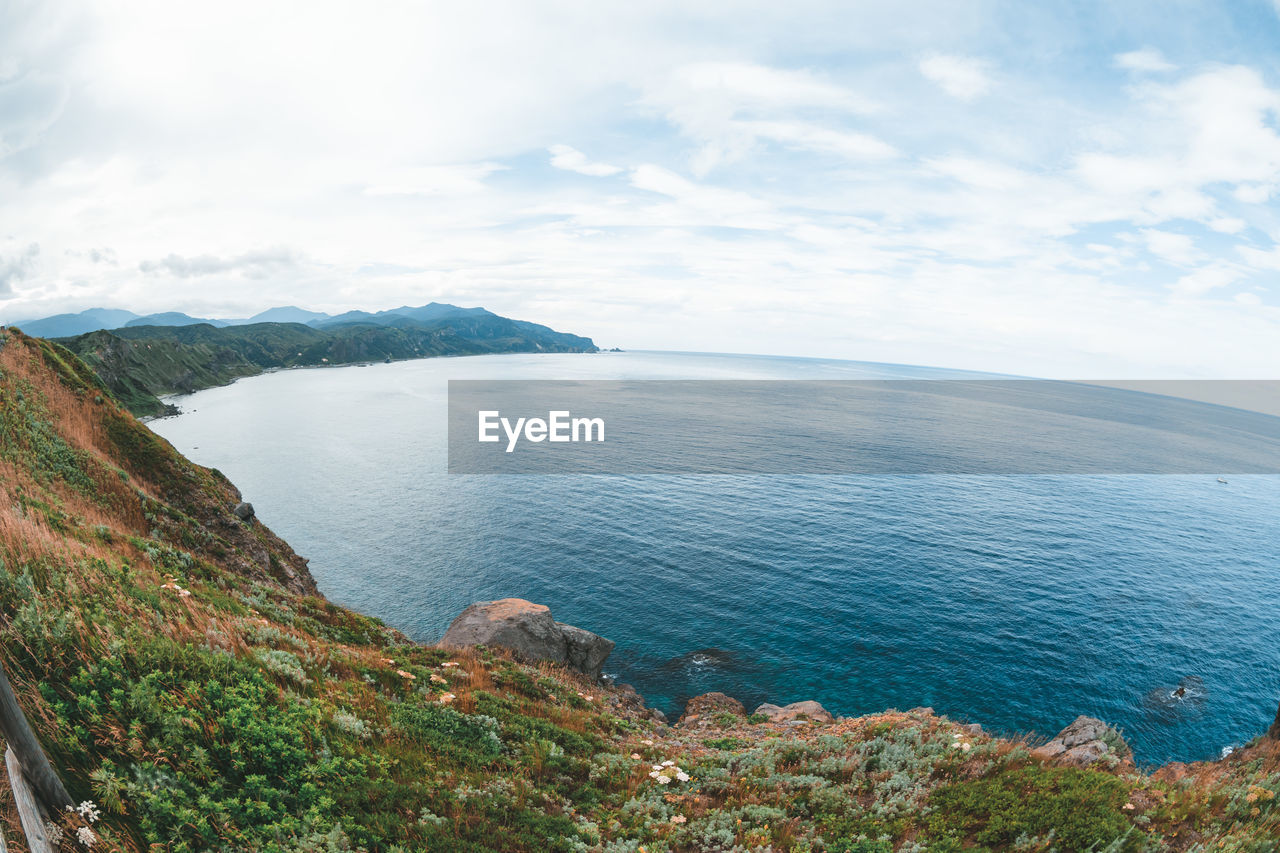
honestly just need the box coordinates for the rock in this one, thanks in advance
[1033,715,1131,767]
[752,700,835,724]
[233,501,255,521]
[557,622,615,682]
[679,692,745,725]
[440,598,614,681]
[1268,701,1280,739]
[612,682,645,713]
[646,708,668,724]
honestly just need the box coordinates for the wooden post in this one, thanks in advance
[5,747,54,853]
[0,661,70,810]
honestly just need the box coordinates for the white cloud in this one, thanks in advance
[1142,229,1201,266]
[0,242,39,295]
[548,145,622,177]
[1208,217,1246,234]
[1114,48,1175,73]
[363,164,507,196]
[645,61,882,174]
[919,54,992,100]
[665,61,878,113]
[139,248,297,279]
[742,120,897,160]
[3,3,1280,376]
[1170,261,1238,296]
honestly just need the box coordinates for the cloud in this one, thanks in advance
[1142,229,1201,266]
[0,242,39,295]
[645,61,883,174]
[1114,48,1175,73]
[139,248,297,279]
[548,145,622,176]
[363,163,506,196]
[6,3,1280,376]
[628,164,778,228]
[1170,262,1239,296]
[741,120,897,160]
[919,54,992,100]
[665,61,878,113]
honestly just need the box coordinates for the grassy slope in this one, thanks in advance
[0,327,1277,852]
[54,316,600,417]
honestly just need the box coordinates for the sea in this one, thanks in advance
[148,351,1280,765]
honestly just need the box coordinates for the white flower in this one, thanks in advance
[671,814,687,824]
[641,739,653,745]
[77,800,101,823]
[649,770,661,778]
[630,753,642,760]
[661,760,675,767]
[950,742,962,749]
[961,742,971,752]
[656,775,671,784]
[675,771,690,782]
[652,764,663,771]
[77,826,97,847]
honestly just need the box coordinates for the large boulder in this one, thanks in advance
[440,598,615,681]
[752,700,834,724]
[678,692,745,725]
[1033,715,1131,768]
[558,622,615,683]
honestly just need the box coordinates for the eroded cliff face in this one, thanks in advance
[0,328,318,597]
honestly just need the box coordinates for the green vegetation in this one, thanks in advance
[1,327,1280,851]
[52,313,598,416]
[927,766,1134,851]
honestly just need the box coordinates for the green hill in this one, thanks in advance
[50,313,598,416]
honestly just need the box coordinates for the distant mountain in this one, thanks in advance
[125,312,229,328]
[310,301,491,329]
[12,302,491,335]
[14,308,140,337]
[54,306,598,416]
[244,305,332,325]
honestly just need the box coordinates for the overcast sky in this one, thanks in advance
[3,1,1280,376]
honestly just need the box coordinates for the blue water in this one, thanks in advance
[149,351,1280,765]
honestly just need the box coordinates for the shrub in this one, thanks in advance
[926,765,1138,851]
[391,702,503,765]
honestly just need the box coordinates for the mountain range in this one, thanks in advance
[9,302,495,338]
[6,302,597,416]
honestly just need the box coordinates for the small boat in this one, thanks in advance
[1217,477,1229,484]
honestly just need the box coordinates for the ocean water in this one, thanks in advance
[149,351,1280,765]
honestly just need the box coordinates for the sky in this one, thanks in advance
[2,1,1280,377]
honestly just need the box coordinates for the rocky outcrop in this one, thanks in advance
[752,700,834,724]
[678,692,745,725]
[440,598,615,681]
[611,682,669,724]
[1033,715,1132,768]
[234,501,255,521]
[1268,701,1280,739]
[559,622,615,684]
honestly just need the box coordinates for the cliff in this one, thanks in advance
[0,327,1277,851]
